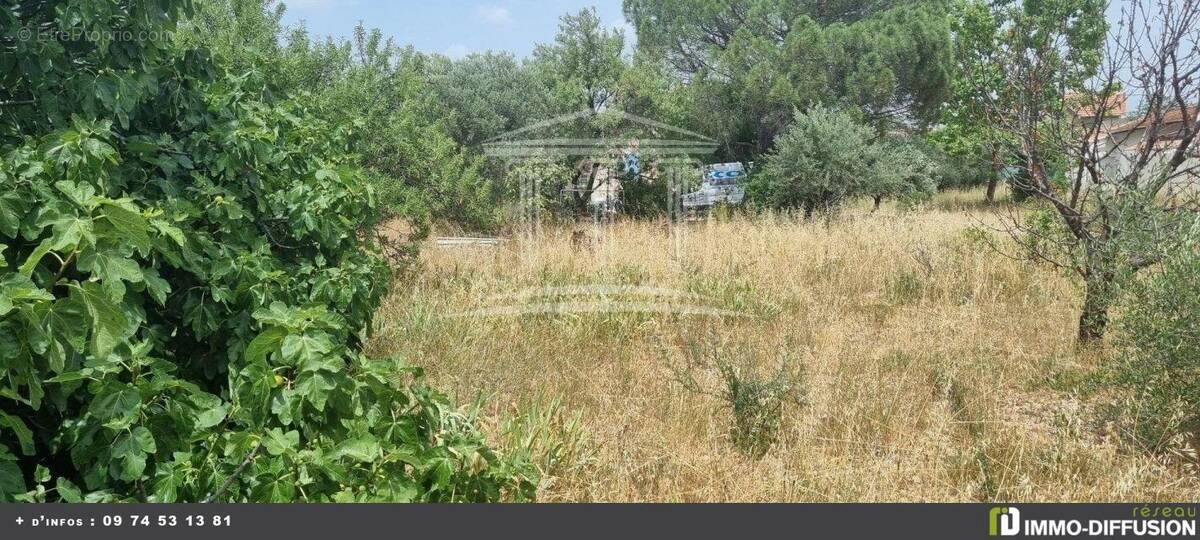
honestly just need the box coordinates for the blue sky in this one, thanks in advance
[278,0,630,59]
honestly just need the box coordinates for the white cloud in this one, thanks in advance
[474,5,513,24]
[443,44,471,59]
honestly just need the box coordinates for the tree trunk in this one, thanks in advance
[986,147,1001,202]
[1077,269,1114,344]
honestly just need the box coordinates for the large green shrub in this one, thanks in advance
[1109,218,1200,454]
[0,0,533,502]
[922,129,994,191]
[282,28,498,232]
[183,1,498,232]
[750,107,876,214]
[867,139,939,209]
[750,107,935,215]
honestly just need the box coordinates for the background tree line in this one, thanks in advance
[180,0,978,228]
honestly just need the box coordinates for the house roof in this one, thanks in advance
[1071,91,1127,119]
[1108,106,1199,134]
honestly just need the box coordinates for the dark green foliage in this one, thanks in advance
[931,0,1005,198]
[185,0,497,231]
[929,151,993,192]
[620,174,672,218]
[625,0,953,158]
[750,107,936,214]
[285,28,497,231]
[1005,158,1040,203]
[870,139,940,209]
[426,52,554,148]
[751,107,878,214]
[0,0,533,502]
[532,7,627,114]
[925,125,996,191]
[1109,220,1200,454]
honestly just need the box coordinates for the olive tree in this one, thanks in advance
[973,0,1200,343]
[752,107,936,215]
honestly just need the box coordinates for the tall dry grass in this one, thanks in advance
[365,190,1200,502]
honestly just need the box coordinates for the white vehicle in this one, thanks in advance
[682,162,747,208]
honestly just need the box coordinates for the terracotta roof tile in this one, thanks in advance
[1072,92,1127,118]
[1108,106,1199,134]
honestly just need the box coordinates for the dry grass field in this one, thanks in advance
[365,189,1200,502]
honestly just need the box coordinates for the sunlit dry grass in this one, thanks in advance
[365,189,1200,502]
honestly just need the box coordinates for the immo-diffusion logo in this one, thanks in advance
[990,507,1021,537]
[989,506,1197,537]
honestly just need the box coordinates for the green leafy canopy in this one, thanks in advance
[0,0,534,502]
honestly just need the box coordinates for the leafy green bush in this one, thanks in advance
[919,132,995,192]
[290,36,498,231]
[501,158,577,221]
[924,125,996,192]
[0,0,533,502]
[870,139,939,209]
[750,107,876,215]
[1108,218,1200,455]
[185,2,499,232]
[750,106,935,215]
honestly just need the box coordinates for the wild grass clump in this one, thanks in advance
[667,329,807,458]
[498,397,595,496]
